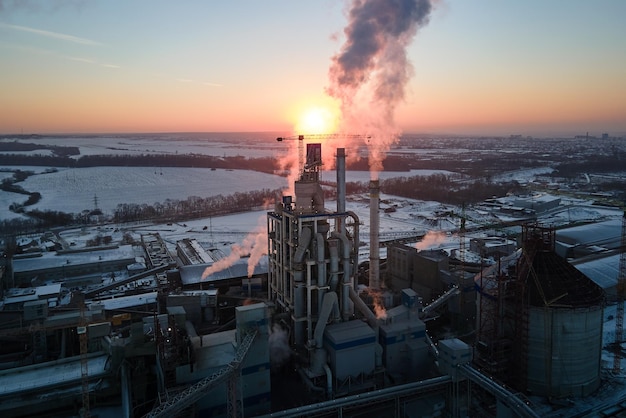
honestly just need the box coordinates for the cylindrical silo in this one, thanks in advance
[519,233,605,398]
[526,304,603,397]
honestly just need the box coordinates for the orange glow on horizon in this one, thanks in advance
[286,96,341,136]
[295,106,339,135]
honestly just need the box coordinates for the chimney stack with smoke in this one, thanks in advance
[369,179,380,290]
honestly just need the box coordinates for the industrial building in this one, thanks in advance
[11,244,139,286]
[0,141,624,417]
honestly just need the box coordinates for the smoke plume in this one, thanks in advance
[415,230,446,251]
[201,221,268,280]
[327,0,433,178]
[268,323,292,371]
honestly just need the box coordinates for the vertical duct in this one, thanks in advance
[337,148,346,212]
[369,179,380,290]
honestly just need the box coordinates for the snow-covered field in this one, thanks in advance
[17,166,288,214]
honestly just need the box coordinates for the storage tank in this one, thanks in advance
[526,303,603,397]
[474,225,605,398]
[519,227,604,398]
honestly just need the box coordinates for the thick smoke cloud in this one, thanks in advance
[327,0,432,177]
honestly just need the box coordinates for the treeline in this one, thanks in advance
[555,151,626,177]
[0,147,553,180]
[0,140,79,156]
[336,173,524,205]
[0,188,282,237]
[0,153,277,174]
[381,174,524,204]
[112,188,281,223]
[0,210,81,237]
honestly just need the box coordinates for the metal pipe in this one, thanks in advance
[314,292,338,348]
[331,231,352,320]
[459,364,540,418]
[297,367,324,394]
[309,232,326,315]
[369,180,380,290]
[316,233,326,287]
[323,363,333,400]
[328,239,339,291]
[336,148,346,233]
[422,286,461,316]
[294,227,312,264]
[259,375,452,418]
[348,287,379,343]
[121,361,132,418]
[425,332,439,358]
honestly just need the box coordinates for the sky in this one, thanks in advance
[0,0,625,137]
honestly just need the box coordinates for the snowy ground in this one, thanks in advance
[1,166,288,216]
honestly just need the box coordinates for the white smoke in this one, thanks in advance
[201,220,268,280]
[268,324,292,371]
[327,0,433,179]
[415,230,446,251]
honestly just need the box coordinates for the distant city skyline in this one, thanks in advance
[0,0,625,136]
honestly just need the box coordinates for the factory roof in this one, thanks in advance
[324,319,376,346]
[555,219,622,249]
[513,193,560,205]
[0,353,109,397]
[526,250,604,308]
[1,283,62,306]
[92,291,158,311]
[179,256,268,286]
[12,244,138,273]
[571,252,620,291]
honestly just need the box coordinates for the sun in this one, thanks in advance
[296,106,339,135]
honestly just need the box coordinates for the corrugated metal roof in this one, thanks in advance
[556,219,621,248]
[12,245,137,273]
[95,291,158,310]
[572,253,619,291]
[0,354,109,397]
[179,257,268,285]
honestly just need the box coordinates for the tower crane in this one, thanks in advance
[276,133,370,177]
[144,330,257,418]
[277,135,305,176]
[613,209,626,373]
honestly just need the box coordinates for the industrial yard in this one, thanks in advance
[0,133,625,417]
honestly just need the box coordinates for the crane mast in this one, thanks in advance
[277,133,370,177]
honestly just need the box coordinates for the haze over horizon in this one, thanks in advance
[1,0,625,137]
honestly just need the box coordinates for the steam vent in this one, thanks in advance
[475,224,605,398]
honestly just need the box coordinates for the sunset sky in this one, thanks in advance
[0,0,625,136]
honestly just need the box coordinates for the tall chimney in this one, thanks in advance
[369,179,380,290]
[337,148,346,231]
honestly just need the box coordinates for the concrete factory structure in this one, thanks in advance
[264,143,543,416]
[0,141,623,417]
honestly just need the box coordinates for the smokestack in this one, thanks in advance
[337,148,346,231]
[369,179,380,290]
